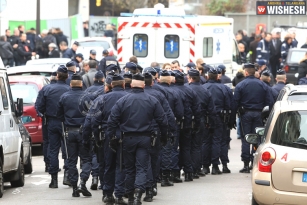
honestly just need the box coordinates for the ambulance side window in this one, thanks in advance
[203,38,213,58]
[133,34,148,57]
[0,77,9,110]
[164,35,179,58]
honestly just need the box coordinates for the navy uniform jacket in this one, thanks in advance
[98,56,120,76]
[220,75,231,84]
[298,77,307,85]
[232,76,274,121]
[125,84,132,93]
[62,48,76,59]
[85,82,104,93]
[200,76,207,84]
[144,85,176,135]
[203,80,231,113]
[173,83,201,128]
[57,87,85,127]
[106,88,168,138]
[263,81,279,101]
[153,83,184,122]
[83,86,127,143]
[65,70,75,86]
[35,80,57,116]
[37,81,70,118]
[272,82,286,93]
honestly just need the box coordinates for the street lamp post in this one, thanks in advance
[36,0,40,34]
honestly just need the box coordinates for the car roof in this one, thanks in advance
[26,58,70,65]
[283,84,307,94]
[275,101,307,112]
[289,48,307,52]
[7,65,57,75]
[74,37,112,43]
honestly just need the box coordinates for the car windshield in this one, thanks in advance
[289,50,307,63]
[8,72,52,77]
[271,111,307,149]
[288,93,307,101]
[78,41,110,49]
[10,82,39,104]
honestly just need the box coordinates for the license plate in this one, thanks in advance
[302,173,307,182]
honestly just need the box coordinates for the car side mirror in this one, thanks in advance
[16,98,23,117]
[255,127,265,136]
[245,134,258,145]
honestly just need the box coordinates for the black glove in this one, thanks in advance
[160,135,167,147]
[82,141,90,150]
[109,137,119,153]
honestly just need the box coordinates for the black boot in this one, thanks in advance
[77,178,92,196]
[198,168,206,177]
[63,170,71,186]
[161,170,173,187]
[115,197,127,205]
[222,164,231,173]
[49,174,58,188]
[152,183,157,196]
[211,165,222,175]
[72,185,80,197]
[45,163,49,172]
[240,162,250,173]
[172,171,182,183]
[134,189,143,205]
[104,194,115,204]
[143,187,153,202]
[90,176,98,190]
[127,192,134,205]
[184,173,193,182]
[193,172,200,179]
[203,166,210,174]
[249,161,253,170]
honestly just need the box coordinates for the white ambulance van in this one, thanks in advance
[0,67,25,198]
[117,4,242,78]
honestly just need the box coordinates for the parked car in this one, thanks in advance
[7,65,57,78]
[19,116,33,174]
[72,37,117,60]
[9,75,50,145]
[276,84,307,101]
[0,68,25,198]
[284,48,307,84]
[26,58,70,66]
[246,101,307,205]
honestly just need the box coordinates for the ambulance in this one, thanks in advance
[117,4,242,78]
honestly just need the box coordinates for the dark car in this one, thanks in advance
[284,48,307,84]
[19,116,33,174]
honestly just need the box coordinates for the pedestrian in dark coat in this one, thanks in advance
[232,69,245,87]
[0,35,14,66]
[17,34,35,65]
[48,43,60,58]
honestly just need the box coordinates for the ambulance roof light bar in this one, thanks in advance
[120,12,196,18]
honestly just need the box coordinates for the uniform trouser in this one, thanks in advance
[240,111,262,163]
[179,128,193,173]
[48,118,63,175]
[103,137,125,198]
[42,118,49,164]
[220,125,231,164]
[191,121,205,171]
[170,127,180,171]
[203,117,223,166]
[146,139,160,188]
[123,135,151,193]
[91,153,99,177]
[67,131,92,186]
[96,145,105,193]
[237,117,241,137]
[61,141,68,170]
[159,140,172,171]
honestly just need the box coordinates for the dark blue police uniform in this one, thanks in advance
[123,72,133,93]
[261,70,279,101]
[272,69,286,93]
[65,61,77,86]
[98,52,120,76]
[106,74,168,205]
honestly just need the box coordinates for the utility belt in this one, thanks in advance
[96,125,105,147]
[218,110,232,124]
[238,107,262,116]
[123,132,151,137]
[66,127,81,132]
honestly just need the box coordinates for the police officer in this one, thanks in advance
[272,69,286,93]
[153,70,184,183]
[260,70,279,101]
[218,64,231,84]
[85,70,105,93]
[63,41,79,59]
[232,63,274,173]
[124,62,139,74]
[143,67,158,83]
[143,72,176,199]
[258,60,274,85]
[35,71,57,172]
[98,49,120,76]
[37,65,70,188]
[186,69,216,175]
[123,72,133,92]
[66,61,77,86]
[89,49,99,63]
[57,74,92,197]
[203,66,231,174]
[106,73,168,205]
[172,70,202,180]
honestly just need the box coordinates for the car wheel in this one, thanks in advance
[10,156,25,187]
[0,158,4,198]
[24,146,33,174]
[252,195,259,205]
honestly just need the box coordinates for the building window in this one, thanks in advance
[133,34,148,57]
[164,35,179,58]
[0,77,9,110]
[203,37,213,58]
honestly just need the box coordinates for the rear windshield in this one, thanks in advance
[79,41,110,49]
[288,51,307,63]
[271,111,307,149]
[10,82,39,104]
[288,93,307,101]
[8,72,52,77]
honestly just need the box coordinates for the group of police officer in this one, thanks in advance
[34,58,286,205]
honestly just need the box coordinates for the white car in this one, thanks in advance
[72,37,117,60]
[7,65,58,78]
[26,58,71,66]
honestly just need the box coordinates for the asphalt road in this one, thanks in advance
[1,130,252,205]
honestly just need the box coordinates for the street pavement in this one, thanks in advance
[1,130,252,205]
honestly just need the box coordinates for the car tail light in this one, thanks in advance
[284,65,289,73]
[258,147,276,173]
